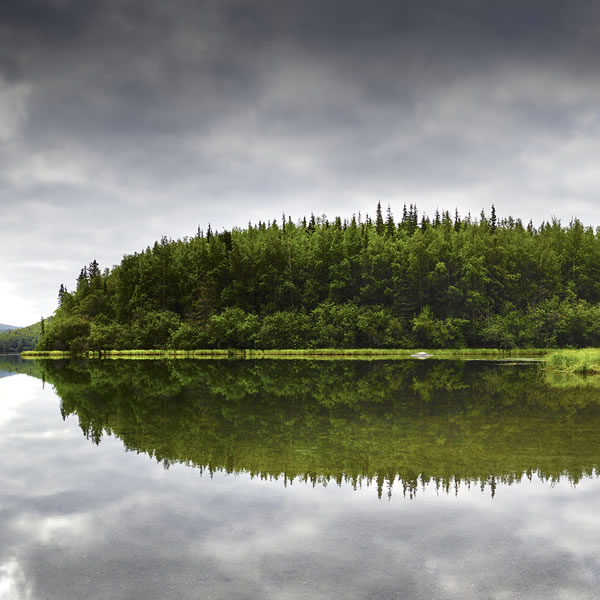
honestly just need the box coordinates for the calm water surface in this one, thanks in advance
[1,356,600,599]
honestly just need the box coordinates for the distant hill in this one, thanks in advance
[0,320,46,353]
[0,323,19,331]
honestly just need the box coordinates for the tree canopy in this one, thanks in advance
[37,206,600,351]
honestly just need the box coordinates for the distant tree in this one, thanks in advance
[76,267,88,292]
[491,205,497,233]
[88,259,101,279]
[58,284,66,307]
[385,205,395,237]
[375,202,384,235]
[454,208,461,232]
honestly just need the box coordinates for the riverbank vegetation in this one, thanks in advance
[23,347,548,359]
[545,349,600,374]
[35,205,600,352]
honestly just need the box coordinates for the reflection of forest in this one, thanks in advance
[18,358,600,497]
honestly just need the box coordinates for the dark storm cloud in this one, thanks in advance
[2,0,600,323]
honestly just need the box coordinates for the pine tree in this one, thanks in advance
[88,259,100,280]
[76,267,88,292]
[375,202,384,235]
[491,204,497,233]
[454,209,461,232]
[385,205,395,237]
[58,284,66,307]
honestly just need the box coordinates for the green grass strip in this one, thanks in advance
[22,347,550,360]
[544,348,600,374]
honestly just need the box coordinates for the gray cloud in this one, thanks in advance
[2,0,600,323]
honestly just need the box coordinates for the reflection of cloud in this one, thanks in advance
[0,378,30,427]
[8,429,78,440]
[12,513,94,547]
[0,558,31,600]
[201,515,320,563]
[519,480,600,559]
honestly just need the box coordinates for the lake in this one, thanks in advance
[1,356,600,599]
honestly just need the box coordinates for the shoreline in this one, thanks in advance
[21,348,550,360]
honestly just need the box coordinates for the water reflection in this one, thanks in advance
[2,362,600,599]
[11,357,600,498]
[0,558,31,600]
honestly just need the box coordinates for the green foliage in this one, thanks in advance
[205,307,260,348]
[131,310,181,349]
[412,307,467,348]
[37,315,90,352]
[168,322,206,350]
[34,206,600,351]
[254,311,312,349]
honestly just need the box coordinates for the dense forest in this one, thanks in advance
[37,204,600,351]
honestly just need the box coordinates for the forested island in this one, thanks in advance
[35,205,600,352]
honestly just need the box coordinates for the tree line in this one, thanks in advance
[37,204,600,351]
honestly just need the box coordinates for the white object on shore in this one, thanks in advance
[410,352,432,359]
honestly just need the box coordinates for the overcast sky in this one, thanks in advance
[2,0,600,326]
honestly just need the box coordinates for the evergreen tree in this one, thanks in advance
[385,204,395,237]
[454,209,461,232]
[375,202,384,235]
[58,284,66,307]
[491,205,497,233]
[76,267,88,292]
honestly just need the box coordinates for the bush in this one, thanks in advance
[168,322,207,350]
[255,312,313,349]
[131,311,182,349]
[205,308,260,348]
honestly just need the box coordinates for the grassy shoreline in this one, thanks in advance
[21,347,550,360]
[544,349,600,374]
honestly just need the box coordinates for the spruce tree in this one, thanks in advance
[375,202,384,235]
[89,259,100,280]
[385,205,395,237]
[491,205,497,233]
[58,284,65,307]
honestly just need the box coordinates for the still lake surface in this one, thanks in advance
[1,355,600,599]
